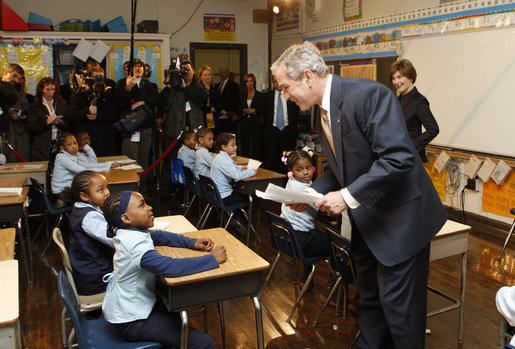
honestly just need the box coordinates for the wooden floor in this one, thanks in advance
[17,190,514,349]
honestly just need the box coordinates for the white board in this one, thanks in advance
[403,26,515,157]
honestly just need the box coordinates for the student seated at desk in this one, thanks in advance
[281,149,329,258]
[51,132,119,206]
[194,128,215,178]
[61,170,113,295]
[76,131,98,165]
[177,131,197,169]
[101,191,226,348]
[210,133,257,227]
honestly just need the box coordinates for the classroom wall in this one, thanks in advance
[7,0,269,88]
[271,0,514,226]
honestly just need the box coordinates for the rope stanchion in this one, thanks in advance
[6,141,27,162]
[139,131,183,178]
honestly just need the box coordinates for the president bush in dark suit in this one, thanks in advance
[271,42,447,349]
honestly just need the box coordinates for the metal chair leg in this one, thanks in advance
[198,206,213,230]
[217,302,226,349]
[350,330,361,349]
[258,252,281,299]
[287,264,316,323]
[241,209,261,244]
[42,214,63,256]
[499,220,515,261]
[313,276,343,327]
[184,194,197,218]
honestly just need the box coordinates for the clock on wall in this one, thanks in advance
[305,0,321,18]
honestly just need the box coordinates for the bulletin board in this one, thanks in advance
[482,171,515,218]
[108,44,163,89]
[424,156,447,202]
[0,44,53,96]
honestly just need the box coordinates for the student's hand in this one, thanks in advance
[315,191,349,216]
[111,162,120,168]
[241,165,247,170]
[211,245,227,264]
[195,238,214,252]
[286,203,310,212]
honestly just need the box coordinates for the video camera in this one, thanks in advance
[70,64,111,101]
[164,57,188,88]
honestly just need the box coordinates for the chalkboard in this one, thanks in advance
[403,26,515,157]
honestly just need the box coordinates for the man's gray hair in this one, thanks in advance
[271,41,329,81]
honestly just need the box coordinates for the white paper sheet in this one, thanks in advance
[90,40,111,63]
[255,183,323,204]
[21,164,44,169]
[73,39,94,62]
[115,159,137,164]
[247,159,262,171]
[150,221,170,230]
[119,164,142,170]
[0,187,23,196]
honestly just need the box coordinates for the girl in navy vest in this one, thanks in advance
[101,191,226,348]
[62,170,113,295]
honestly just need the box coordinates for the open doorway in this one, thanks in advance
[190,43,247,86]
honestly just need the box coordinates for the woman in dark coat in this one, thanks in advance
[390,59,439,162]
[239,73,265,160]
[27,77,68,161]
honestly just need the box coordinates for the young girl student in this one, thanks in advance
[281,149,329,258]
[101,191,226,348]
[61,170,113,295]
[177,131,197,169]
[210,133,256,223]
[194,128,215,178]
[51,132,118,205]
[76,131,98,165]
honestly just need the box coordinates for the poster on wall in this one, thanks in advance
[203,14,236,41]
[482,171,515,218]
[108,44,162,89]
[0,44,52,96]
[343,0,362,22]
[277,1,300,31]
[340,60,377,80]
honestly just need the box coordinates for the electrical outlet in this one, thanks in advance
[465,178,477,191]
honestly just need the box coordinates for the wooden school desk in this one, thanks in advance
[0,260,22,349]
[98,155,144,173]
[237,168,286,245]
[155,228,270,349]
[0,228,15,261]
[234,156,249,166]
[0,161,48,188]
[102,169,139,192]
[153,215,197,234]
[429,220,471,344]
[0,177,30,283]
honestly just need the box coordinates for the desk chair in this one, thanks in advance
[498,208,515,261]
[198,175,260,243]
[57,272,162,349]
[53,227,106,348]
[29,177,72,256]
[259,211,325,323]
[182,165,203,219]
[313,228,356,327]
[170,157,186,205]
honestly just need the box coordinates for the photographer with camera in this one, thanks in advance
[114,58,160,194]
[158,59,205,194]
[67,60,120,156]
[1,64,34,162]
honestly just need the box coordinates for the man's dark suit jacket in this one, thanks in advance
[312,75,447,267]
[214,79,239,116]
[263,89,299,148]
